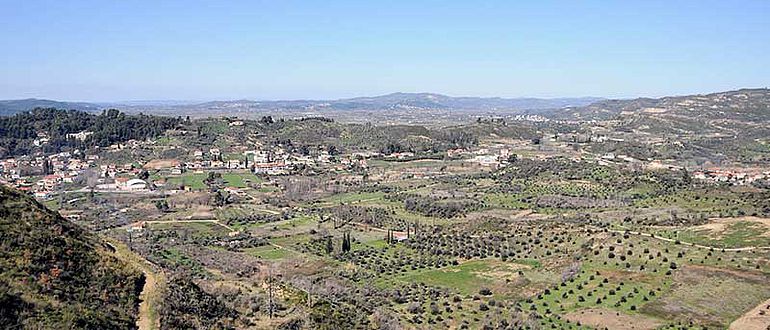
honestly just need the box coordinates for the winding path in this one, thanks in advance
[107,239,165,330]
[142,219,235,232]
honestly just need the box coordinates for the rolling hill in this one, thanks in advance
[0,185,144,329]
[555,88,770,163]
[194,93,601,112]
[553,88,770,122]
[0,99,102,116]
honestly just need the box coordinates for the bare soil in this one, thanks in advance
[143,159,181,170]
[730,296,770,330]
[564,308,662,330]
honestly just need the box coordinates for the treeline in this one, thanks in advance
[0,108,181,157]
[315,205,411,231]
[386,193,485,218]
[498,157,690,192]
[258,119,480,156]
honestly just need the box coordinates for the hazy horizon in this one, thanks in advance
[2,1,769,101]
[6,86,770,105]
[4,91,608,104]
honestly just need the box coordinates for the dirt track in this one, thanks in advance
[730,297,770,330]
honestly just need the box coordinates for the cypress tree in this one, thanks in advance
[325,236,333,254]
[341,232,351,252]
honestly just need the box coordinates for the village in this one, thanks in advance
[3,124,768,205]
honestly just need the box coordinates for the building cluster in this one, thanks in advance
[147,144,373,178]
[0,151,98,198]
[0,138,386,198]
[0,142,160,197]
[693,169,769,185]
[597,153,640,166]
[447,146,513,168]
[509,114,550,122]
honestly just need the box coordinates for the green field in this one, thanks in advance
[243,245,294,260]
[165,173,207,190]
[221,172,263,188]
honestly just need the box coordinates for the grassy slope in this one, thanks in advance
[0,186,144,329]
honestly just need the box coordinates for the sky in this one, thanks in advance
[1,0,769,102]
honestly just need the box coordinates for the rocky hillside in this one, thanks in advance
[555,88,770,122]
[555,89,770,163]
[0,185,144,329]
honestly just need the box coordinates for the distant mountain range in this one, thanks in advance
[0,93,603,117]
[151,93,604,114]
[2,89,767,123]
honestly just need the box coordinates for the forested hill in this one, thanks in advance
[0,185,145,329]
[0,108,182,157]
[0,99,101,116]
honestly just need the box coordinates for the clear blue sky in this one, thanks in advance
[1,0,768,101]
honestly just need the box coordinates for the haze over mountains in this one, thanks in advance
[2,89,768,124]
[0,93,603,117]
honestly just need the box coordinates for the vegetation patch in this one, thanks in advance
[564,308,662,330]
[641,265,770,328]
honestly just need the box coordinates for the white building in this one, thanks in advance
[123,179,148,191]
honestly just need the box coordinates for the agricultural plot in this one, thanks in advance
[642,265,770,328]
[317,191,386,205]
[397,259,541,296]
[165,172,208,190]
[243,245,295,260]
[89,143,770,329]
[221,172,263,188]
[660,217,770,248]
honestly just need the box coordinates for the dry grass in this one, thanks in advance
[730,296,770,330]
[143,159,181,170]
[642,265,770,328]
[695,216,770,239]
[565,308,662,330]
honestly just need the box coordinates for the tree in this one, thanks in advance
[204,172,223,189]
[41,158,52,175]
[325,237,333,254]
[341,232,351,253]
[212,190,230,207]
[155,200,170,212]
